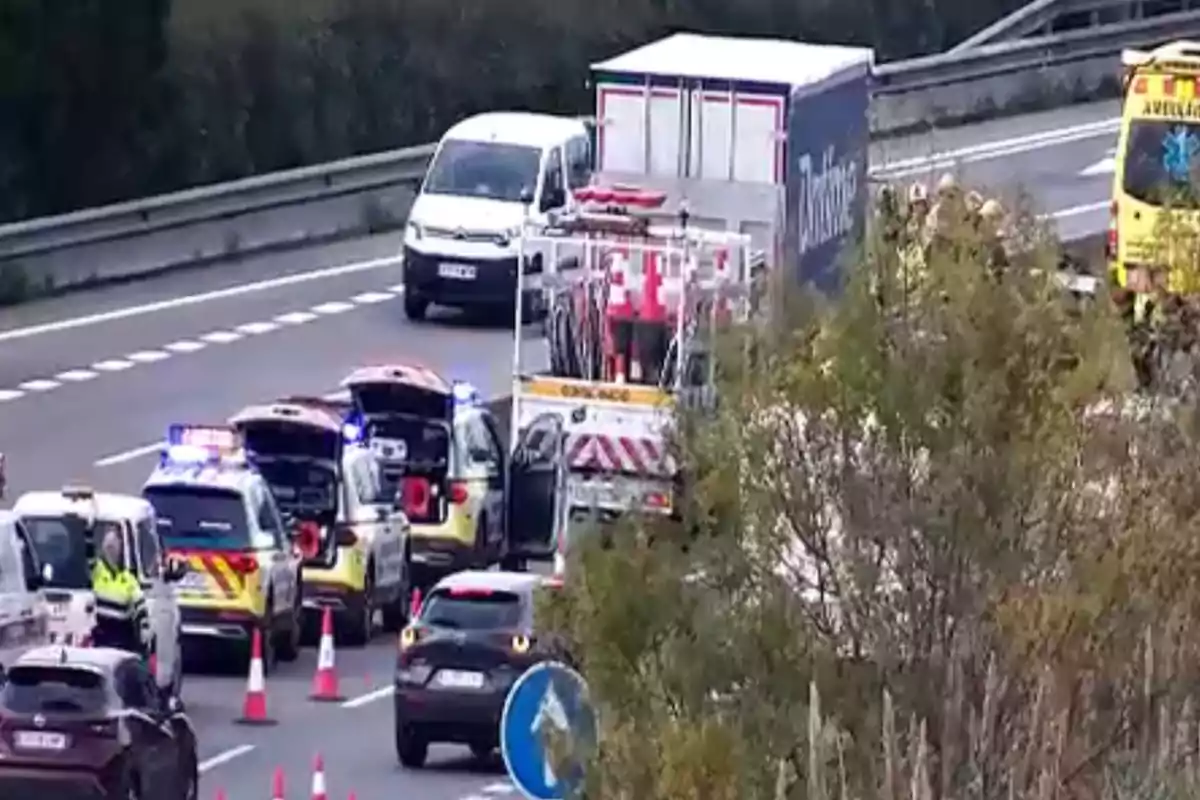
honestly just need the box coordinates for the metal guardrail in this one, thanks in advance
[0,1,1190,266]
[875,9,1200,93]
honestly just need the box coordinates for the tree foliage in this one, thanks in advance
[0,0,1028,222]
[541,206,1200,799]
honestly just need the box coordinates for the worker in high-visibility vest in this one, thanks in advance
[91,529,147,653]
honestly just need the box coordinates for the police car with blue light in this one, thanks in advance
[338,365,512,587]
[229,398,412,645]
[141,425,305,672]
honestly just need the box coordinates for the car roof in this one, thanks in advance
[143,461,260,494]
[15,645,130,672]
[442,112,586,149]
[14,490,151,520]
[433,570,545,595]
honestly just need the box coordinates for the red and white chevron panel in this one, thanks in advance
[565,432,674,476]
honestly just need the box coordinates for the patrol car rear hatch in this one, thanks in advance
[231,403,344,565]
[343,367,453,523]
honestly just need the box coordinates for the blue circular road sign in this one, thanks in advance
[500,661,596,799]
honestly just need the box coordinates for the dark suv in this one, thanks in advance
[0,646,199,800]
[394,570,563,768]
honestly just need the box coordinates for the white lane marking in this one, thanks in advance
[341,684,393,708]
[351,291,396,304]
[0,390,24,402]
[0,254,401,344]
[387,283,406,293]
[56,369,98,382]
[275,311,318,324]
[198,744,255,773]
[1080,155,1115,177]
[876,118,1119,178]
[126,350,170,363]
[18,379,59,392]
[236,321,278,335]
[94,442,160,467]
[313,301,354,314]
[483,782,517,794]
[201,330,242,344]
[92,359,134,372]
[165,340,205,353]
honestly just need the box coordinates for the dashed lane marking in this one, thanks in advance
[312,300,355,314]
[275,310,319,324]
[200,330,242,344]
[236,321,279,335]
[92,359,134,372]
[94,442,163,467]
[126,350,170,363]
[56,369,98,382]
[341,685,394,708]
[19,379,60,392]
[0,255,401,344]
[198,744,255,773]
[0,284,406,410]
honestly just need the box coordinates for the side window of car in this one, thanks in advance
[259,489,285,547]
[136,517,161,579]
[566,135,592,189]
[468,417,501,473]
[13,523,38,592]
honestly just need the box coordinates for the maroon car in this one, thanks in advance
[0,646,198,800]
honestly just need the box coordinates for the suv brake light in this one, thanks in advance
[449,481,469,505]
[1107,200,1119,260]
[225,554,258,574]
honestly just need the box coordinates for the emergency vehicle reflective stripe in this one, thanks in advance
[180,553,242,598]
[565,432,675,476]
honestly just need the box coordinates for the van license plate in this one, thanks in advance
[435,669,484,689]
[438,263,476,280]
[15,731,67,750]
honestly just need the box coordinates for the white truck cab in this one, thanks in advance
[401,111,592,321]
[12,486,185,693]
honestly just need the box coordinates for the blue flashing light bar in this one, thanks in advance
[162,424,243,468]
[452,381,479,405]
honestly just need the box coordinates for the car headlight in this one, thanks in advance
[407,221,424,241]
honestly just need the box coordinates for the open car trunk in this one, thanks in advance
[233,413,343,567]
[348,378,453,526]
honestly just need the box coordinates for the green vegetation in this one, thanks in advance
[541,204,1200,798]
[0,0,1029,224]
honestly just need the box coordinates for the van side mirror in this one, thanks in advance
[540,187,565,212]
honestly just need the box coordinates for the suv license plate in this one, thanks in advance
[435,669,484,689]
[15,731,67,750]
[438,263,476,280]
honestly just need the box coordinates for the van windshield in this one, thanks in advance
[1122,119,1200,209]
[423,140,541,203]
[20,516,125,589]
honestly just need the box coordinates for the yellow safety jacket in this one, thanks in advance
[92,560,145,622]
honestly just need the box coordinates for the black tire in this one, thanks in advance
[474,517,492,568]
[404,292,428,321]
[275,587,302,662]
[381,552,411,632]
[395,724,428,768]
[111,760,140,800]
[179,747,199,800]
[500,553,527,572]
[344,569,374,647]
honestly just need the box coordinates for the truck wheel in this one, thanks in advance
[395,724,428,769]
[404,293,428,321]
[381,552,412,632]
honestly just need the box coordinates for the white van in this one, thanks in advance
[0,510,50,676]
[401,112,592,321]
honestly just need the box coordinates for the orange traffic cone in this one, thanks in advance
[236,628,276,725]
[309,607,343,702]
[409,587,422,619]
[272,766,286,800]
[215,790,227,800]
[311,753,328,800]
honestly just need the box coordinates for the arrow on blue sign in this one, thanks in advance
[501,661,596,799]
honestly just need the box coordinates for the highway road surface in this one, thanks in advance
[0,100,1123,800]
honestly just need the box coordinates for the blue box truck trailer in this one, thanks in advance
[589,32,873,292]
